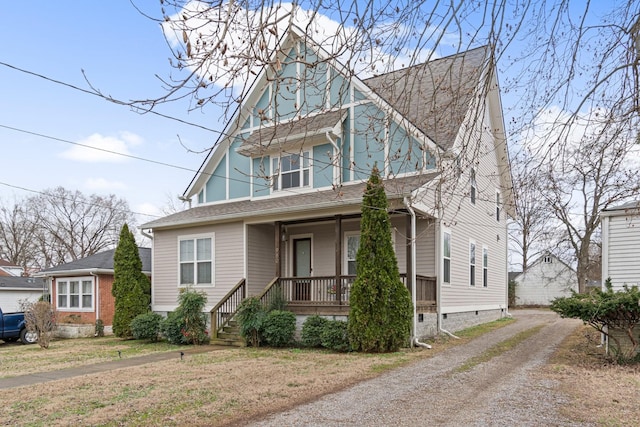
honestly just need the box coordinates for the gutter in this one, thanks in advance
[90,270,100,323]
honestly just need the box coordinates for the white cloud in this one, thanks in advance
[60,132,143,163]
[83,177,127,191]
[136,202,162,218]
[162,1,440,90]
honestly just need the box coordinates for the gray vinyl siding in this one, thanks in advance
[247,224,276,296]
[514,258,577,305]
[604,215,640,288]
[438,109,508,311]
[151,222,244,311]
[416,218,436,276]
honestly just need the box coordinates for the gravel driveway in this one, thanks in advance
[251,309,591,426]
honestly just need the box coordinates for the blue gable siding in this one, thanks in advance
[313,143,334,188]
[253,89,271,126]
[389,121,423,175]
[273,48,298,121]
[229,137,251,199]
[206,155,227,202]
[352,103,386,181]
[330,70,349,108]
[301,47,327,115]
[252,156,271,197]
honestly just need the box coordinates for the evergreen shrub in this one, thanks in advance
[301,315,329,348]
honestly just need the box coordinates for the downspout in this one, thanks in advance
[90,270,100,331]
[325,131,341,186]
[404,197,432,349]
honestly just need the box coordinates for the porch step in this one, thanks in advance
[211,320,245,347]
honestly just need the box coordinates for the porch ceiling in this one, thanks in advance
[143,172,439,230]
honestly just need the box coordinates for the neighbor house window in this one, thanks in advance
[543,256,552,264]
[179,235,214,286]
[272,152,310,190]
[495,190,501,221]
[469,241,476,287]
[57,277,93,310]
[345,233,360,275]
[443,230,451,284]
[470,169,477,204]
[483,246,488,288]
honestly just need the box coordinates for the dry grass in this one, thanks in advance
[0,320,517,427]
[0,337,190,378]
[542,325,640,426]
[11,317,636,427]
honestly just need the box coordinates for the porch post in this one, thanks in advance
[406,213,413,297]
[335,214,342,303]
[275,221,282,277]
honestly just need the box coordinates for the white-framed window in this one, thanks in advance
[179,234,214,286]
[470,169,477,204]
[469,241,476,287]
[543,256,552,264]
[495,190,501,221]
[57,277,94,310]
[344,232,360,275]
[443,229,451,284]
[272,152,310,191]
[483,246,488,288]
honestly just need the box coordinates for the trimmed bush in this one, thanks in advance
[236,297,266,347]
[301,315,329,348]
[131,312,163,341]
[160,289,209,345]
[160,312,185,345]
[262,310,296,347]
[321,320,350,352]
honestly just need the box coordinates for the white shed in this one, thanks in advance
[601,201,640,290]
[513,254,578,306]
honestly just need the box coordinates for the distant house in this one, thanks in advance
[0,259,24,277]
[142,26,514,342]
[34,248,151,333]
[0,276,46,312]
[601,201,640,290]
[512,254,578,306]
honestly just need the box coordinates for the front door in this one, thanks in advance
[293,238,311,300]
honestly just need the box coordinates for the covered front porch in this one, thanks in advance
[212,210,438,337]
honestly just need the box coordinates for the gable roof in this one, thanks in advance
[0,276,45,291]
[35,247,151,276]
[143,173,438,230]
[601,200,640,217]
[364,46,489,150]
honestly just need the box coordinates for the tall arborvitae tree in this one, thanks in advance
[112,224,151,338]
[348,166,413,352]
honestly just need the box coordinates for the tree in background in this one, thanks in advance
[112,223,151,338]
[348,166,413,352]
[0,187,135,271]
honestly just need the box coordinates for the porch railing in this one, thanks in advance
[274,274,436,306]
[210,278,246,338]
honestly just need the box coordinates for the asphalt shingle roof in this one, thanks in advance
[364,46,489,149]
[143,173,438,229]
[0,276,46,290]
[38,247,151,275]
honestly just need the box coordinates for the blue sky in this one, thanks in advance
[0,2,220,223]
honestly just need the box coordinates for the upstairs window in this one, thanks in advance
[272,152,310,191]
[179,235,214,286]
[495,190,501,221]
[543,256,552,264]
[470,169,477,204]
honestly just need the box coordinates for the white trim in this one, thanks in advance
[442,227,452,286]
[177,233,215,287]
[441,304,505,313]
[343,231,360,275]
[289,233,313,277]
[495,189,501,222]
[482,245,488,288]
[271,151,312,193]
[469,239,477,287]
[55,276,95,312]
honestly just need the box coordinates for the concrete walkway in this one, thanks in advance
[0,345,227,390]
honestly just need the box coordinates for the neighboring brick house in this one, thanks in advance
[34,248,151,333]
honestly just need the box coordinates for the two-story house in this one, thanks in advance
[141,26,514,343]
